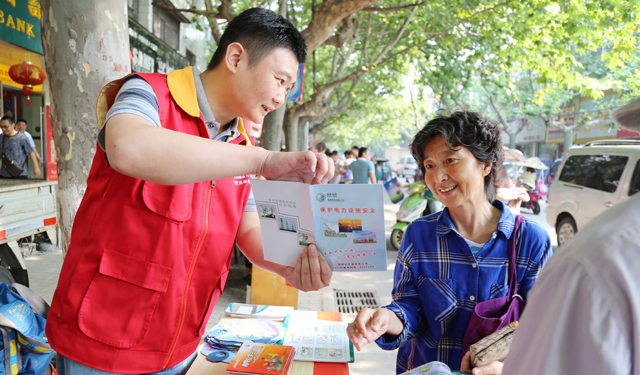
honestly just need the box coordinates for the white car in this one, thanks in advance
[397,155,418,180]
[547,140,640,245]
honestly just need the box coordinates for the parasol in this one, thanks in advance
[524,157,549,170]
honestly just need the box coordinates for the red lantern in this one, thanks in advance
[8,61,47,106]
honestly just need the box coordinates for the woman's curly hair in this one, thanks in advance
[410,111,504,202]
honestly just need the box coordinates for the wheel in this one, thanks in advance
[556,217,577,246]
[9,268,29,287]
[390,229,404,250]
[532,201,540,215]
[0,267,15,285]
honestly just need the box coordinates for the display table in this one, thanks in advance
[186,312,350,375]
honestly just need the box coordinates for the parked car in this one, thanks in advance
[547,140,640,246]
[396,155,418,181]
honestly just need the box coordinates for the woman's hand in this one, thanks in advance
[347,308,395,351]
[460,351,504,375]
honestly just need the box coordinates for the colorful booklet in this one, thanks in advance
[225,303,294,321]
[251,180,387,272]
[399,362,472,375]
[227,342,296,375]
[280,311,354,363]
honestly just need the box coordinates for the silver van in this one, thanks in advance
[547,140,640,245]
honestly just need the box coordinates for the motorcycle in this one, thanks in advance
[519,159,550,215]
[389,183,442,250]
[519,179,548,214]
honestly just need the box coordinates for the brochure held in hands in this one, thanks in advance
[251,180,387,272]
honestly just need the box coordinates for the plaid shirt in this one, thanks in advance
[376,200,552,373]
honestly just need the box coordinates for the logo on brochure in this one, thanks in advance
[316,193,326,202]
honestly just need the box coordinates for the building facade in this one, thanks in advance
[0,0,57,180]
[127,0,215,74]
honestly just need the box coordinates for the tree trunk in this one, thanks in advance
[41,0,130,254]
[260,105,286,150]
[284,112,300,152]
[563,129,574,156]
[298,120,308,151]
[509,132,517,149]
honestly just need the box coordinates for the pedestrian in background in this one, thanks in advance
[328,150,344,184]
[0,115,41,179]
[344,150,356,183]
[351,145,360,158]
[349,146,376,184]
[16,118,43,164]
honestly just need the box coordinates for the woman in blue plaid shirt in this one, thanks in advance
[347,111,552,374]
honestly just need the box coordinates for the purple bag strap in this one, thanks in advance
[507,214,525,297]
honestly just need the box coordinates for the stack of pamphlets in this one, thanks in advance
[225,303,294,321]
[201,319,286,363]
[280,311,354,363]
[399,362,472,375]
[251,180,387,272]
[226,342,296,375]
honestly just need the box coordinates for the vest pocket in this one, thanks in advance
[142,181,194,222]
[78,249,172,348]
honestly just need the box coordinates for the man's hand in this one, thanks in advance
[283,244,332,292]
[346,308,392,351]
[460,351,504,375]
[259,151,334,185]
[34,166,42,177]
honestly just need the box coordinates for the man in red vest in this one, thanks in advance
[48,8,334,375]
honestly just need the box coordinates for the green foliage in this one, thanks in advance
[180,0,640,145]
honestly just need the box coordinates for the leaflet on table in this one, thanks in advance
[281,311,354,363]
[250,180,315,268]
[309,184,387,272]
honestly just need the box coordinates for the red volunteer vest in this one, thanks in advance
[46,67,253,372]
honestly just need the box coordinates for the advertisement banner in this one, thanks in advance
[286,63,305,102]
[45,105,58,181]
[0,0,43,54]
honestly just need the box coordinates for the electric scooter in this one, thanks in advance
[389,183,442,250]
[521,177,549,215]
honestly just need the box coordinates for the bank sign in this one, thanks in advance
[0,0,42,54]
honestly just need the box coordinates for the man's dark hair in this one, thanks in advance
[410,111,503,202]
[344,150,352,157]
[359,147,368,156]
[352,146,359,150]
[0,115,14,124]
[16,118,27,125]
[208,8,307,70]
[329,151,338,156]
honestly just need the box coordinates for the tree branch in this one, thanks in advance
[204,0,222,44]
[372,5,419,65]
[363,2,424,12]
[362,12,373,65]
[301,0,381,53]
[153,2,219,18]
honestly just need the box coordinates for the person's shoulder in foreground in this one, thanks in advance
[504,194,640,375]
[504,97,640,375]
